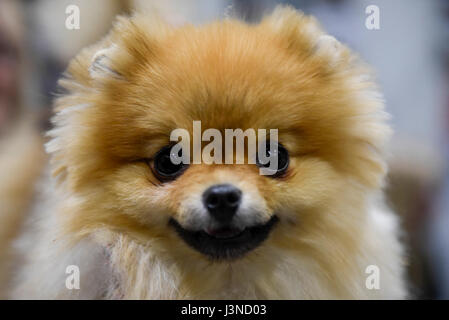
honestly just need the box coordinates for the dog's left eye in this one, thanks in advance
[151,146,187,182]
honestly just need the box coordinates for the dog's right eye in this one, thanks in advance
[256,141,290,178]
[151,146,187,182]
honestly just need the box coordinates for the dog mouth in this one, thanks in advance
[169,215,279,260]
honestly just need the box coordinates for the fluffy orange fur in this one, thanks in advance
[5,6,406,299]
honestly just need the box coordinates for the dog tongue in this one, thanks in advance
[206,226,242,239]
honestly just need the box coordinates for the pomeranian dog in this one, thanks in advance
[1,6,407,299]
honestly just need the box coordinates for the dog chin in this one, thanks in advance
[168,215,279,260]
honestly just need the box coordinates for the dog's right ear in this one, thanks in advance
[262,6,347,67]
[89,44,123,79]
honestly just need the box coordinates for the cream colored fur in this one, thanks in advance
[8,186,406,299]
[1,7,407,299]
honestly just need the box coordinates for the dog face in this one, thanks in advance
[48,7,390,263]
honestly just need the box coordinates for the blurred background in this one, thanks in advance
[0,0,448,299]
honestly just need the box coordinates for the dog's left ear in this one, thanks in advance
[87,13,170,81]
[262,6,346,66]
[89,45,123,79]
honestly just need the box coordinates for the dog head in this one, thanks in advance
[48,7,390,263]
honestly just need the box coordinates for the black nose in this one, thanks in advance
[203,184,242,223]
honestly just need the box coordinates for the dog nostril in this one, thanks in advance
[226,192,240,206]
[208,194,219,208]
[203,184,242,223]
